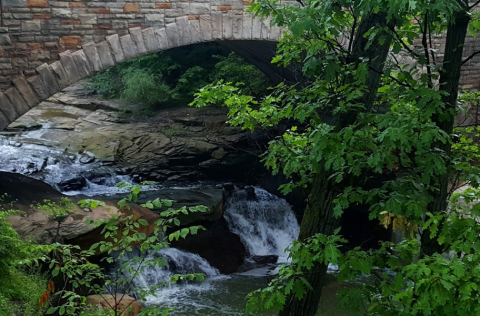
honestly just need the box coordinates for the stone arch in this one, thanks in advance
[0,13,284,130]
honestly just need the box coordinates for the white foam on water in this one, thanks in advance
[224,187,300,263]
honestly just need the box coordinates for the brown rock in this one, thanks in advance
[93,8,110,13]
[217,5,231,11]
[69,2,86,8]
[60,20,80,25]
[155,2,171,8]
[59,36,81,49]
[26,43,43,50]
[123,3,140,13]
[211,147,226,160]
[86,294,142,316]
[27,0,48,8]
[33,13,51,19]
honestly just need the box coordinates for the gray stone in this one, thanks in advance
[82,42,104,73]
[96,41,116,69]
[27,76,49,101]
[211,12,223,40]
[52,9,72,19]
[12,77,39,108]
[261,17,271,40]
[190,3,210,15]
[199,15,213,42]
[223,13,233,40]
[106,34,125,63]
[145,14,163,23]
[142,27,160,53]
[2,0,26,8]
[60,51,82,84]
[129,27,148,55]
[71,50,93,79]
[4,87,30,116]
[50,61,70,89]
[36,63,60,96]
[165,23,180,48]
[252,16,262,40]
[119,34,138,60]
[0,110,10,130]
[21,20,41,32]
[242,13,252,39]
[176,17,191,46]
[232,14,243,40]
[0,91,19,122]
[189,20,201,44]
[0,34,12,45]
[154,28,168,50]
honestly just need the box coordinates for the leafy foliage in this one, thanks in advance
[191,0,480,314]
[89,44,270,111]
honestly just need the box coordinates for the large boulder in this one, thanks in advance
[2,172,159,247]
[86,294,142,316]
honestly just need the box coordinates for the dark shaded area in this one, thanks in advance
[171,218,247,274]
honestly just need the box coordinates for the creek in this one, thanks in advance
[0,86,353,316]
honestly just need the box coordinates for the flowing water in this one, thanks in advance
[119,187,301,315]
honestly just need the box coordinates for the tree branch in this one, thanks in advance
[462,51,480,65]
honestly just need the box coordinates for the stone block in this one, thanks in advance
[119,34,138,60]
[199,15,213,42]
[190,3,210,15]
[176,16,191,46]
[12,77,39,107]
[21,20,42,32]
[242,12,252,39]
[154,28,168,50]
[211,12,222,40]
[27,75,49,100]
[50,60,70,89]
[59,36,81,49]
[4,87,30,116]
[27,0,48,8]
[142,27,161,53]
[189,20,201,44]
[165,23,179,48]
[261,17,271,40]
[52,8,72,18]
[232,14,243,40]
[252,16,262,40]
[0,111,10,130]
[2,0,27,8]
[82,42,104,72]
[0,34,12,46]
[123,3,140,13]
[0,91,20,122]
[223,13,233,40]
[36,63,60,95]
[145,14,163,23]
[106,34,125,63]
[95,41,116,69]
[71,50,93,78]
[60,51,82,84]
[129,27,148,55]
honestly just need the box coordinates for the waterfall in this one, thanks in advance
[224,187,300,263]
[120,247,222,306]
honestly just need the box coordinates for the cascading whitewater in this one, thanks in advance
[223,187,300,263]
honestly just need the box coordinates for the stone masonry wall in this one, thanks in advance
[0,0,269,90]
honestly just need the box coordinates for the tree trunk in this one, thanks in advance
[421,0,470,257]
[278,12,394,316]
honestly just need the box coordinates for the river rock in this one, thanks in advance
[86,294,142,316]
[2,172,159,247]
[0,81,266,186]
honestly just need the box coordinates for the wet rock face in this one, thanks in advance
[0,81,267,190]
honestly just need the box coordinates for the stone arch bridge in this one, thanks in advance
[0,0,480,130]
[0,0,288,129]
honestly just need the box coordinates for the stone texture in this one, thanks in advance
[50,60,70,89]
[119,34,138,60]
[36,63,60,96]
[142,27,160,53]
[96,41,116,69]
[27,75,49,100]
[59,51,82,84]
[4,87,30,116]
[71,50,93,79]
[129,27,148,55]
[106,34,125,63]
[0,91,20,121]
[82,42,103,72]
[12,77,39,107]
